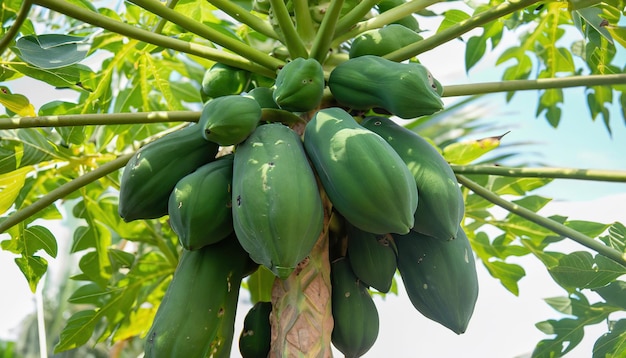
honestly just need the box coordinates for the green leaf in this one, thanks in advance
[23,225,58,258]
[573,6,613,44]
[0,128,61,174]
[437,9,470,33]
[54,310,98,353]
[465,36,486,72]
[548,251,626,291]
[565,220,611,239]
[68,283,111,305]
[600,222,626,253]
[108,248,135,270]
[13,34,90,69]
[9,63,94,89]
[593,319,626,358]
[594,281,626,310]
[0,86,36,116]
[246,266,275,304]
[15,255,48,292]
[442,132,508,165]
[606,26,626,48]
[484,260,526,295]
[0,166,32,215]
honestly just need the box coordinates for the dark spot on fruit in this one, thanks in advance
[236,195,241,206]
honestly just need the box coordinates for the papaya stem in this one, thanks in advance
[31,0,280,78]
[441,74,626,97]
[152,0,180,34]
[384,0,542,61]
[0,0,33,57]
[456,175,626,267]
[333,0,380,36]
[269,0,309,59]
[0,153,132,235]
[310,0,345,63]
[128,0,283,70]
[0,111,200,130]
[451,165,626,183]
[207,0,280,40]
[294,0,317,44]
[332,0,440,46]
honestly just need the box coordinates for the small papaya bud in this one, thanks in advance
[272,57,325,112]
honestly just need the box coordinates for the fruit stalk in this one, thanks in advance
[269,191,334,357]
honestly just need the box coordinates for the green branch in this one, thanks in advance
[128,0,283,70]
[0,0,33,56]
[152,0,180,33]
[333,0,380,36]
[294,0,316,44]
[384,0,541,62]
[310,0,345,63]
[208,0,280,40]
[269,0,309,59]
[456,175,626,267]
[442,74,626,97]
[0,111,201,129]
[31,0,279,78]
[333,0,440,46]
[452,165,626,183]
[0,153,133,235]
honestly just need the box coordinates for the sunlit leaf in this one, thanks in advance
[0,86,36,116]
[15,255,48,292]
[484,260,525,295]
[23,225,58,258]
[0,166,32,215]
[246,266,275,304]
[443,132,509,165]
[465,36,486,72]
[437,9,470,33]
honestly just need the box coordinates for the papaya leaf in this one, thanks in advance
[0,166,33,215]
[0,86,36,116]
[54,310,98,353]
[600,222,626,253]
[442,131,509,165]
[606,26,626,48]
[8,63,94,89]
[484,260,525,295]
[593,319,626,358]
[67,283,111,306]
[564,220,611,239]
[437,9,470,33]
[572,6,614,44]
[491,176,553,196]
[0,128,62,174]
[465,36,486,73]
[593,280,626,310]
[15,255,48,292]
[548,251,626,291]
[13,34,91,69]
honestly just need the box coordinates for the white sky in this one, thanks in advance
[2,2,626,357]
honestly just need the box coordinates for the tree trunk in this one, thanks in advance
[269,193,334,357]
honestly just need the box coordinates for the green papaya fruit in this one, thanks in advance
[328,55,443,119]
[201,63,251,101]
[347,224,397,293]
[239,301,272,358]
[393,227,479,334]
[331,257,379,358]
[167,155,234,250]
[361,116,464,241]
[349,24,423,58]
[272,57,325,112]
[232,123,324,279]
[303,107,417,235]
[376,0,421,31]
[144,235,254,358]
[118,125,219,222]
[199,95,263,146]
[245,87,279,109]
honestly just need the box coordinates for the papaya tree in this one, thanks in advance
[1,0,626,357]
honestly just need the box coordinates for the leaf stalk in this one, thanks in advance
[0,0,33,57]
[452,165,626,183]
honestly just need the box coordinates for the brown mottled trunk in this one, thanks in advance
[269,191,334,357]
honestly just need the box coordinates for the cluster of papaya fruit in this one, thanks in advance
[116,6,478,356]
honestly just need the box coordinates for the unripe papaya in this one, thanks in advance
[303,108,417,235]
[361,116,464,241]
[331,257,379,358]
[272,57,325,112]
[201,63,251,101]
[245,87,279,109]
[167,155,234,250]
[232,123,324,279]
[199,95,262,146]
[239,301,272,358]
[349,24,423,58]
[347,224,397,293]
[118,125,219,222]
[144,235,255,358]
[328,55,443,119]
[393,227,479,334]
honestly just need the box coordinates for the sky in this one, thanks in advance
[2,3,626,357]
